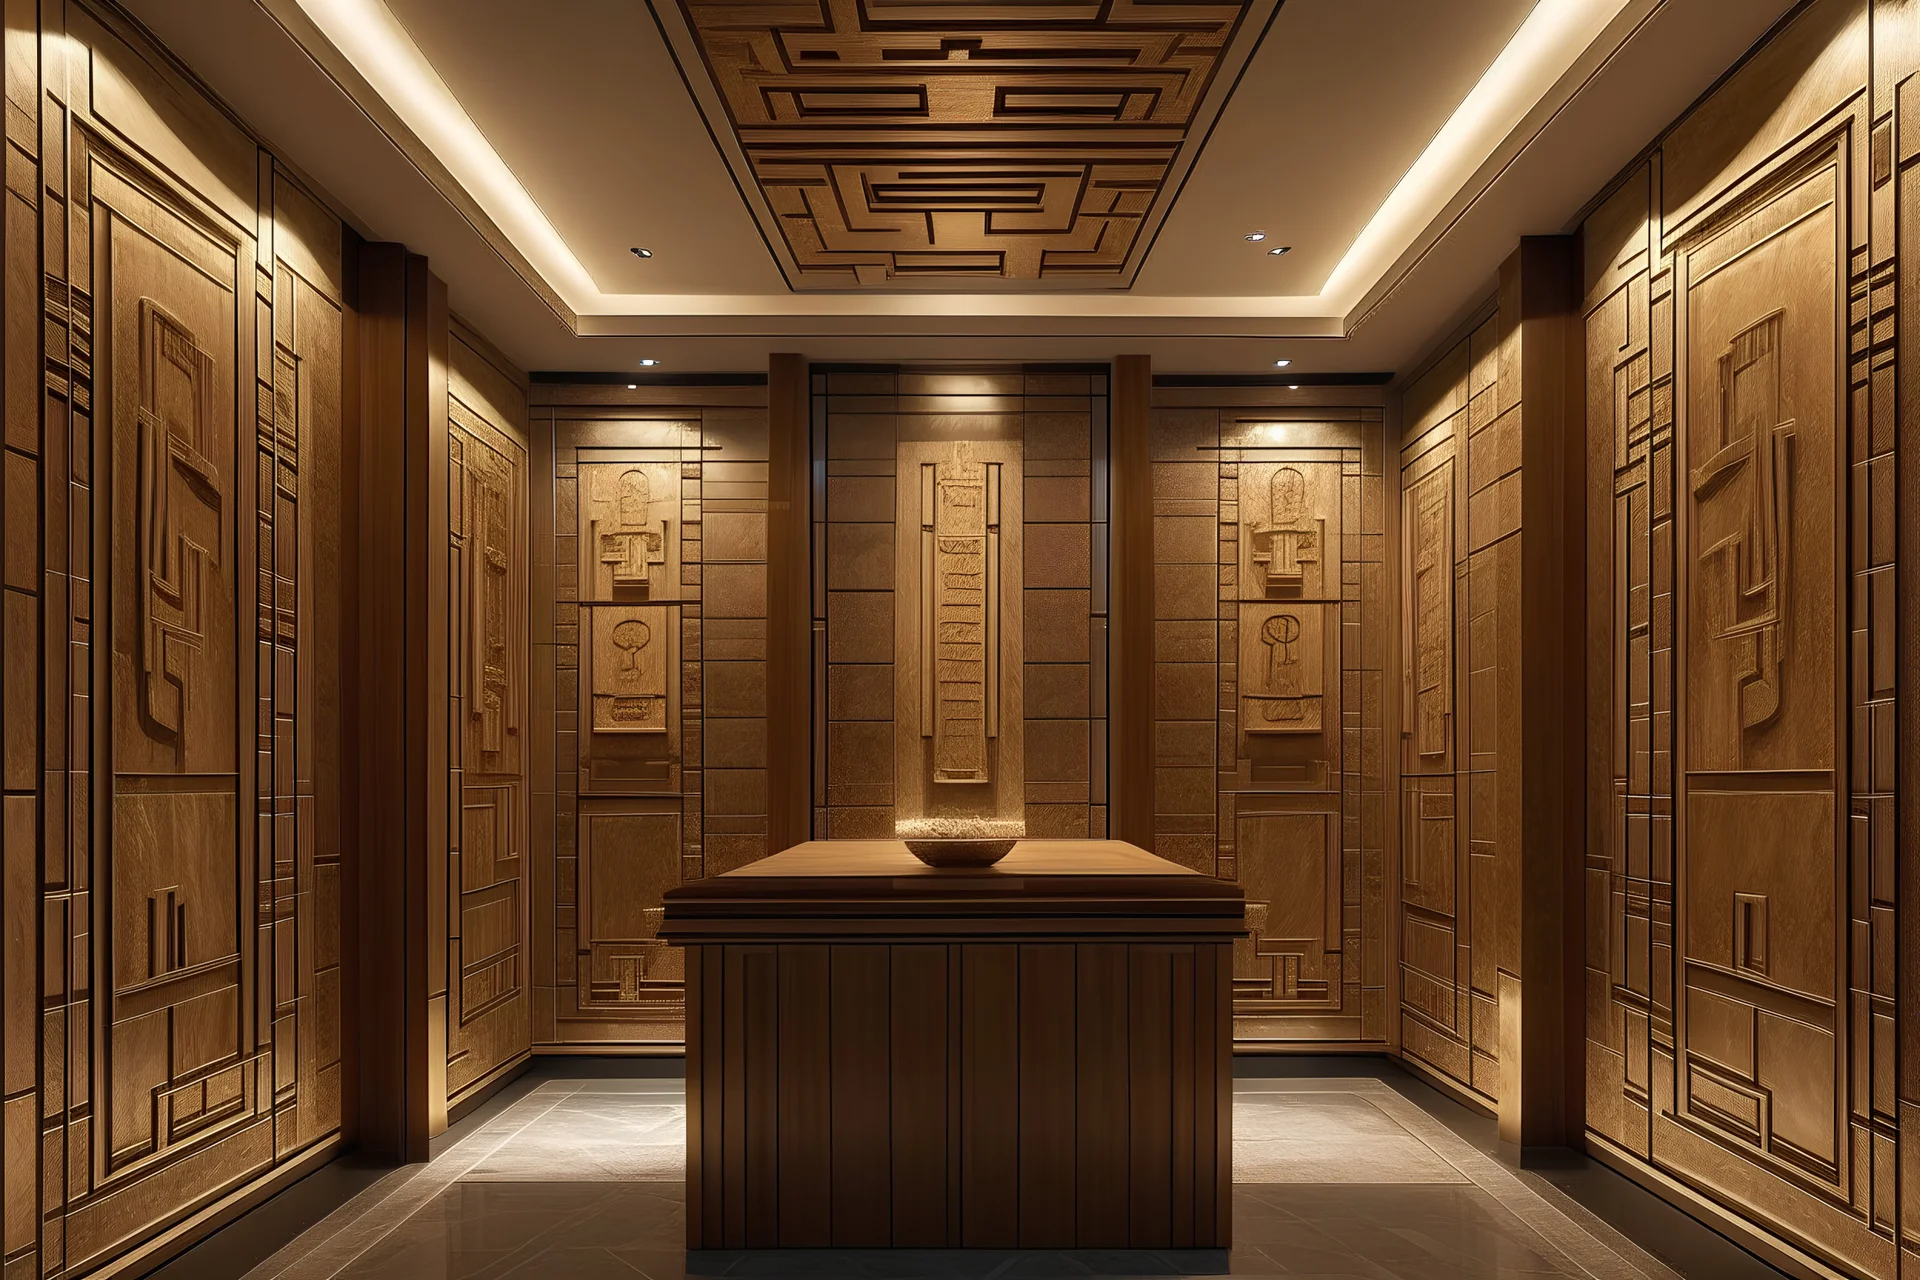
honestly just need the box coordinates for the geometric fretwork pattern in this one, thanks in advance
[1581,2,1906,1272]
[1147,404,1388,1047]
[531,396,772,1048]
[660,0,1277,287]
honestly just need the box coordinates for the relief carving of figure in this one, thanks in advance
[1249,465,1322,593]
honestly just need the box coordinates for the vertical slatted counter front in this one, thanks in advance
[659,838,1246,1251]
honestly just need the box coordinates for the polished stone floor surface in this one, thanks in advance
[239,1077,1689,1280]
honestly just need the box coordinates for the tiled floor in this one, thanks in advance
[232,1075,1704,1280]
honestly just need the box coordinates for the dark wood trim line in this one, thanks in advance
[1110,355,1154,850]
[1151,372,1393,387]
[767,353,812,851]
[528,370,770,386]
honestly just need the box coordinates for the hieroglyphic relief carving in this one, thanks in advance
[463,430,520,763]
[1249,466,1322,593]
[1241,608,1322,734]
[137,299,222,751]
[1238,459,1337,600]
[584,462,671,597]
[1690,310,1793,759]
[920,443,1001,784]
[1409,467,1451,758]
[590,606,670,734]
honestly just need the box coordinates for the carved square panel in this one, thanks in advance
[651,0,1281,289]
[1236,459,1342,602]
[577,461,681,601]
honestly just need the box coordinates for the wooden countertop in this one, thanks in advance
[659,839,1244,943]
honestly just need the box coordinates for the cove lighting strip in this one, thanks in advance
[294,0,1631,320]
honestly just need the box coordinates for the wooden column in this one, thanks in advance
[767,353,811,852]
[1111,355,1153,849]
[1502,235,1584,1150]
[352,242,449,1158]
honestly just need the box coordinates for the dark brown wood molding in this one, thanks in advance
[767,353,811,851]
[1506,234,1584,1150]
[354,243,449,1159]
[1111,355,1153,850]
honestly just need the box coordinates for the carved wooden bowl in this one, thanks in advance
[903,838,1019,868]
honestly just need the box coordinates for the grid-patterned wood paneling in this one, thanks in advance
[529,387,771,1048]
[5,4,350,1274]
[1580,1,1912,1273]
[813,369,1109,843]
[1147,401,1389,1047]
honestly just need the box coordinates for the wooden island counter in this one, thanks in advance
[659,838,1245,1251]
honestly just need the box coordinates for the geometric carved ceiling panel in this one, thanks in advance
[652,0,1279,289]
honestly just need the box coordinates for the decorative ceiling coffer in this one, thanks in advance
[652,0,1278,288]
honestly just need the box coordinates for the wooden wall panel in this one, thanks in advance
[529,388,771,1047]
[443,329,531,1106]
[1147,401,1389,1047]
[815,369,1109,842]
[1396,316,1512,1104]
[683,937,1232,1249]
[6,3,351,1273]
[1581,0,1913,1273]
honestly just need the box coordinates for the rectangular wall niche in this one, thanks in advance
[814,369,1110,841]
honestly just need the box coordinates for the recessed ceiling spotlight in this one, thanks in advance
[1288,385,1300,391]
[630,246,653,258]
[1244,231,1267,242]
[1273,359,1292,368]
[627,383,638,390]
[1268,245,1292,256]
[638,358,662,367]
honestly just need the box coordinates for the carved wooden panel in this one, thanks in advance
[445,335,531,1105]
[532,400,772,1047]
[654,1,1278,288]
[816,370,1107,842]
[1148,407,1387,1046]
[895,435,1024,828]
[1396,312,1513,1105]
[13,6,350,1273]
[1582,2,1908,1271]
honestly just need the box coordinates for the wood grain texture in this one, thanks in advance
[669,843,1238,1249]
[528,389,771,1048]
[1112,356,1154,849]
[1579,1,1906,1273]
[1145,394,1389,1047]
[652,1,1279,287]
[816,367,1107,844]
[768,354,810,853]
[12,5,352,1273]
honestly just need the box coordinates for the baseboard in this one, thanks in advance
[445,1053,533,1129]
[1584,1131,1851,1280]
[1231,1042,1395,1056]
[531,1043,686,1057]
[1392,1053,1498,1119]
[88,1134,345,1280]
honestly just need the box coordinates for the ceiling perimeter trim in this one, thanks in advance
[286,0,1634,326]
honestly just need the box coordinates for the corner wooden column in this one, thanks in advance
[1502,235,1584,1150]
[767,353,811,853]
[352,242,449,1159]
[1111,355,1153,849]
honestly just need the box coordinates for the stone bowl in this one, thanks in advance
[903,837,1019,868]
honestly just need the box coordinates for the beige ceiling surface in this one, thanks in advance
[120,0,1799,373]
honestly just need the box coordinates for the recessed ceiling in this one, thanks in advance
[121,0,1799,373]
[651,0,1282,290]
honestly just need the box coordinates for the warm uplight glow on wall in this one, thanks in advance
[296,0,600,306]
[1318,0,1632,310]
[296,0,1630,322]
